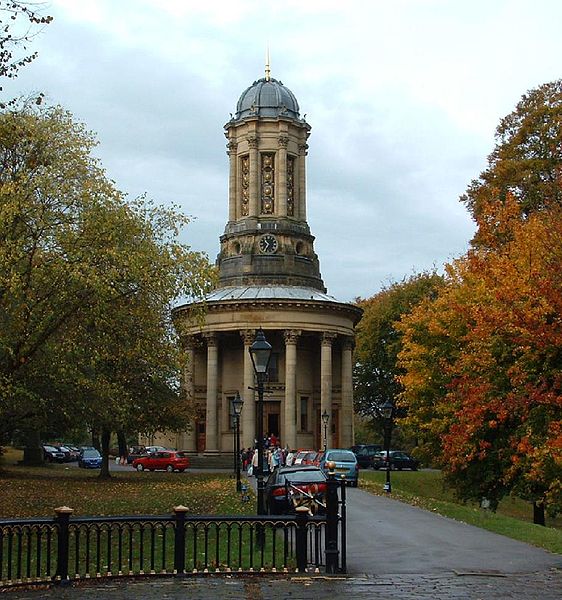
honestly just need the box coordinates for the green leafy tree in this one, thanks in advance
[0,105,216,470]
[354,272,444,445]
[462,79,562,232]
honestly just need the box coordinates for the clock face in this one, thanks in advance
[259,234,278,254]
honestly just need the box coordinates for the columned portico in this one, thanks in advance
[321,333,336,450]
[204,333,219,454]
[341,338,354,448]
[241,329,256,448]
[283,329,300,450]
[169,69,362,455]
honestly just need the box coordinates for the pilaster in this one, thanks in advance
[227,140,237,221]
[283,329,301,450]
[248,135,259,217]
[240,329,256,448]
[321,332,337,449]
[341,337,355,448]
[204,333,219,453]
[277,135,289,217]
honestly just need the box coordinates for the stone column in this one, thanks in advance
[204,333,219,454]
[248,135,259,217]
[227,140,238,221]
[240,329,256,449]
[283,329,300,450]
[277,135,289,217]
[321,332,336,450]
[298,143,308,221]
[181,336,197,452]
[341,337,354,448]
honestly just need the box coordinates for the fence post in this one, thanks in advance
[54,506,73,584]
[325,462,340,574]
[295,506,309,573]
[173,505,188,575]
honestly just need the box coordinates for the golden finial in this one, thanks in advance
[265,46,271,81]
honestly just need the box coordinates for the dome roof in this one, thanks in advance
[234,77,301,121]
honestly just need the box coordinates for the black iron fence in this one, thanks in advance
[0,473,346,588]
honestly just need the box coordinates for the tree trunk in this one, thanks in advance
[22,429,44,466]
[117,430,128,464]
[91,429,101,451]
[98,429,111,479]
[533,501,545,526]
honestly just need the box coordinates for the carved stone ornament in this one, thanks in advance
[203,332,218,347]
[278,135,289,148]
[240,329,256,345]
[284,329,301,344]
[321,332,338,346]
[226,140,238,155]
[240,155,249,216]
[247,134,259,149]
[261,152,275,214]
[298,143,309,156]
[287,155,295,216]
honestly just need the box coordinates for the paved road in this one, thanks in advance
[8,471,560,599]
[344,486,561,574]
[6,570,562,600]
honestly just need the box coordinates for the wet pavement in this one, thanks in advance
[3,470,560,598]
[4,570,562,600]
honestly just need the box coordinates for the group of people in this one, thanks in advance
[240,434,297,476]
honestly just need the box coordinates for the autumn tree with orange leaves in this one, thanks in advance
[398,80,562,525]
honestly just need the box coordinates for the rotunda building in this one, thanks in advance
[171,70,362,454]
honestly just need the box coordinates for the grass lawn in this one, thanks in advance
[0,447,254,518]
[2,448,560,556]
[359,469,562,555]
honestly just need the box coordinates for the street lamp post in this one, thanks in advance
[231,392,244,493]
[249,328,272,516]
[321,410,329,451]
[381,399,394,493]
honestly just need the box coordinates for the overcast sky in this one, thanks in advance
[5,0,562,302]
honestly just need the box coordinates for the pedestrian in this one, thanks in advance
[286,449,295,466]
[271,446,281,470]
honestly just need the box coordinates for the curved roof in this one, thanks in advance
[234,77,301,121]
[204,285,338,303]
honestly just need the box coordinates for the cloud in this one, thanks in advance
[5,0,562,302]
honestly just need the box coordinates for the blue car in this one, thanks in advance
[78,448,102,468]
[319,449,358,487]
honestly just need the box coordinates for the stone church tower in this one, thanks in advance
[170,69,362,454]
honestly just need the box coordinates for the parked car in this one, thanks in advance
[144,445,168,455]
[42,444,67,463]
[319,449,359,487]
[311,451,324,467]
[372,450,419,471]
[62,445,81,461]
[132,451,189,473]
[351,444,383,469]
[293,450,315,465]
[301,451,320,465]
[78,448,102,468]
[127,445,148,464]
[264,465,327,515]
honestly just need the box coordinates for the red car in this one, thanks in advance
[132,450,190,473]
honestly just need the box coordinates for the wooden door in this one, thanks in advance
[263,401,281,440]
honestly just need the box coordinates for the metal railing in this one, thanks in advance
[0,473,345,588]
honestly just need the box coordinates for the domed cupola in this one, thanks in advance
[219,67,323,290]
[234,77,302,122]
